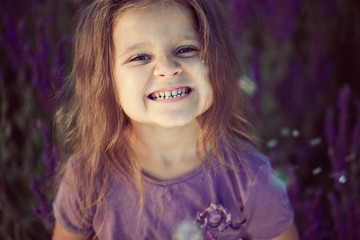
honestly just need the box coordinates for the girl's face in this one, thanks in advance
[113,4,213,129]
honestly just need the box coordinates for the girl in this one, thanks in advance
[53,0,299,239]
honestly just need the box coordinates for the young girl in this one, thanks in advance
[53,0,299,239]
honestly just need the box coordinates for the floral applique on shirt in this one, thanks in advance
[172,203,234,240]
[195,203,232,239]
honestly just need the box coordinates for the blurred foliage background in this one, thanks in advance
[1,0,359,239]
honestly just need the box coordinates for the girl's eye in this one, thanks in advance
[129,54,151,62]
[176,46,199,57]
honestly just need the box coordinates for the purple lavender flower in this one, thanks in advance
[324,107,336,147]
[195,203,231,233]
[263,0,303,43]
[336,84,351,161]
[227,0,255,38]
[53,35,71,90]
[36,119,59,180]
[351,122,360,153]
[327,192,346,238]
[29,178,54,227]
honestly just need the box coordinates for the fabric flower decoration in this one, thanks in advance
[195,203,231,232]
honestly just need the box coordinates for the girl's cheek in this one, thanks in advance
[181,58,209,75]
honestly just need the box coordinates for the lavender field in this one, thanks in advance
[1,0,359,239]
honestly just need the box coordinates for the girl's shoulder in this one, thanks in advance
[222,138,272,179]
[225,139,294,239]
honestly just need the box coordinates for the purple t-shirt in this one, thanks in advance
[53,145,293,240]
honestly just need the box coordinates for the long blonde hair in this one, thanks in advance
[55,0,258,220]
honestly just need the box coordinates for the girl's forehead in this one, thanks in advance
[113,4,198,47]
[114,2,193,24]
[113,3,196,35]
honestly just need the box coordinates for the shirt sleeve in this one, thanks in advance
[53,168,94,235]
[242,163,294,239]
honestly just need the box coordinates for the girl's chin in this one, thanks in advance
[131,117,198,130]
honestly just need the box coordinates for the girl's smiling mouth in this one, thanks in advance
[148,87,191,100]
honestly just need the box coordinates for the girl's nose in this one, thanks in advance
[154,56,182,78]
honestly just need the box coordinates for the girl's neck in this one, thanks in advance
[127,120,202,180]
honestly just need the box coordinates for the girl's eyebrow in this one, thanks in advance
[174,32,199,42]
[118,33,199,56]
[119,42,151,56]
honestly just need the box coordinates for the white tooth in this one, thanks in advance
[182,88,186,93]
[159,92,165,97]
[181,92,185,96]
[155,92,160,98]
[177,88,182,94]
[172,90,177,96]
[165,91,171,97]
[164,96,169,99]
[173,95,177,98]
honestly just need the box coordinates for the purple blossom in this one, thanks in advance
[29,178,51,213]
[327,192,345,238]
[2,17,22,71]
[36,119,59,180]
[263,0,303,42]
[52,35,71,91]
[336,84,351,161]
[227,0,302,43]
[227,0,257,38]
[346,195,358,240]
[353,99,360,152]
[351,122,360,152]
[28,178,54,227]
[324,107,342,174]
[324,107,336,147]
[313,41,332,93]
